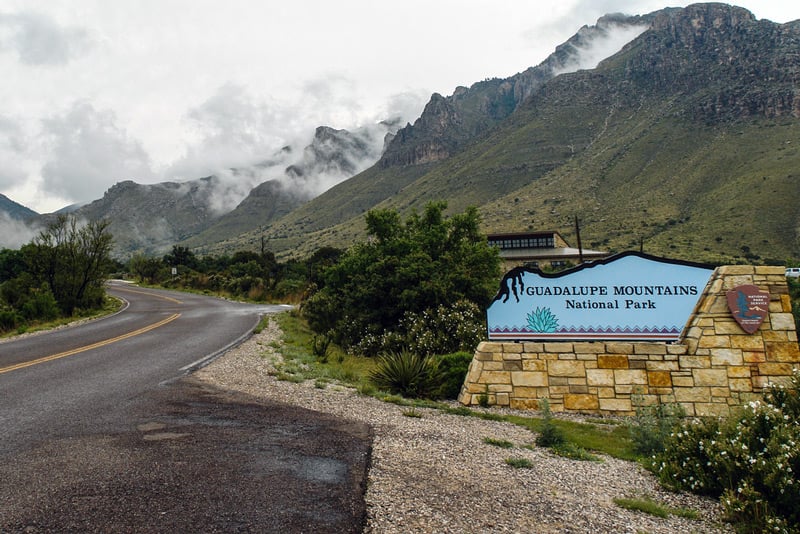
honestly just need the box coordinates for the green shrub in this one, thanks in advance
[627,400,685,455]
[0,309,21,333]
[401,300,486,356]
[20,288,60,321]
[505,457,534,469]
[653,369,800,532]
[431,351,473,399]
[369,350,441,399]
[535,399,566,448]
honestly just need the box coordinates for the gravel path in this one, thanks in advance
[194,317,733,534]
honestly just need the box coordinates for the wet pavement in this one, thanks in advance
[0,378,372,533]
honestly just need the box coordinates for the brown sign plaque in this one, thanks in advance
[726,284,769,334]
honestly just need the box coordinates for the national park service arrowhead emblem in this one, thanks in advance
[726,284,769,334]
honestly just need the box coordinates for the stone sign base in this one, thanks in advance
[459,266,799,416]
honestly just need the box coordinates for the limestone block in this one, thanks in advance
[557,353,577,360]
[697,318,715,328]
[465,362,483,383]
[632,394,660,407]
[597,387,616,398]
[513,386,545,398]
[694,403,730,417]
[495,392,510,406]
[710,386,731,398]
[481,361,506,371]
[679,355,711,368]
[780,294,793,313]
[548,360,586,377]
[674,386,711,402]
[522,359,547,371]
[614,369,648,385]
[685,326,704,340]
[511,371,548,387]
[544,342,574,353]
[503,361,523,371]
[698,335,731,349]
[573,342,605,354]
[771,313,797,331]
[629,360,648,370]
[633,343,667,355]
[549,376,569,386]
[569,385,589,394]
[769,300,785,313]
[465,383,488,394]
[730,336,765,350]
[614,384,645,395]
[598,355,629,369]
[667,344,688,355]
[711,349,744,366]
[727,366,752,378]
[606,343,633,354]
[648,371,672,387]
[758,362,795,376]
[564,393,599,411]
[692,368,729,387]
[715,321,745,335]
[729,379,753,392]
[502,351,522,360]
[586,369,615,387]
[651,387,674,396]
[549,385,570,396]
[762,331,789,342]
[743,351,766,363]
[679,402,696,416]
[599,398,632,412]
[672,375,695,387]
[474,351,495,361]
[646,361,679,371]
[522,342,544,353]
[477,342,504,353]
[577,353,600,361]
[765,342,800,362]
[510,398,541,410]
[489,383,513,393]
[478,370,511,384]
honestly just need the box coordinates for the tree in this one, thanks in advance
[27,215,114,314]
[303,202,500,351]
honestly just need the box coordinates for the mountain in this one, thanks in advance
[224,3,800,264]
[59,122,396,256]
[0,193,38,221]
[68,178,222,255]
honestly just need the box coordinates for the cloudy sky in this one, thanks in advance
[2,0,799,213]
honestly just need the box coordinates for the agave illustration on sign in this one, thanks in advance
[527,307,559,333]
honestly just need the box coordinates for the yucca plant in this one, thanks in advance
[370,350,441,399]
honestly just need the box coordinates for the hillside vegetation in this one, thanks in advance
[211,4,799,265]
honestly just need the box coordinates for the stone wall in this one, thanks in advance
[458,265,799,416]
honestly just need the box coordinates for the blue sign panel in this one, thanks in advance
[487,252,714,341]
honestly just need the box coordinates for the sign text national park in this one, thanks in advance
[487,252,714,341]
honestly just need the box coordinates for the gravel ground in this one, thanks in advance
[194,318,733,534]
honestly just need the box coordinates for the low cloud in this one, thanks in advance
[553,21,650,76]
[41,101,155,203]
[0,115,29,190]
[165,82,420,214]
[0,11,92,66]
[0,212,40,248]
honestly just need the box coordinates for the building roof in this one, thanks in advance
[498,247,608,260]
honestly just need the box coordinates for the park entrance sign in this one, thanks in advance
[487,252,714,341]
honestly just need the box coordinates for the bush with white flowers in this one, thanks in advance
[653,369,800,532]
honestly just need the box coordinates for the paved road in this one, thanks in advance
[0,283,371,533]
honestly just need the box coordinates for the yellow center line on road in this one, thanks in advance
[0,313,181,375]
